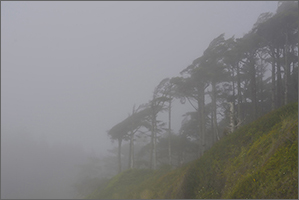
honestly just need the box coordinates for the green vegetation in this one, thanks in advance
[86,102,298,199]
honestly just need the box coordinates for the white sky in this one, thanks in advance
[1,1,279,154]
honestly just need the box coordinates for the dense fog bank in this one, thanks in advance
[1,129,106,199]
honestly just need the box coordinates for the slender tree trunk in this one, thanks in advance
[149,100,156,170]
[153,116,157,170]
[196,83,205,157]
[231,66,236,101]
[211,80,219,143]
[197,96,202,157]
[149,129,153,169]
[276,47,282,108]
[131,135,134,168]
[229,102,235,133]
[271,48,276,111]
[249,55,257,120]
[231,65,236,130]
[211,107,214,145]
[128,133,132,169]
[151,100,157,170]
[257,59,264,117]
[118,138,122,173]
[199,83,206,154]
[284,33,289,105]
[128,132,135,169]
[168,99,172,166]
[236,61,243,121]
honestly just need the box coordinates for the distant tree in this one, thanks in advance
[127,104,152,169]
[174,62,209,157]
[200,33,230,143]
[253,1,298,109]
[155,77,184,166]
[107,104,152,173]
[107,120,128,173]
[148,81,170,170]
[237,31,263,121]
[222,36,245,129]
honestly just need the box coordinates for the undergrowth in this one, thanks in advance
[86,102,298,199]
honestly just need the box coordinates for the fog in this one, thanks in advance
[1,1,278,199]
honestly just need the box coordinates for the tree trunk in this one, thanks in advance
[231,66,236,100]
[229,102,235,133]
[149,100,156,170]
[128,132,135,169]
[257,59,265,117]
[149,129,153,169]
[151,100,157,170]
[168,99,172,166]
[271,47,276,111]
[231,65,236,131]
[276,47,282,108]
[153,115,157,170]
[249,55,257,120]
[236,61,243,121]
[284,33,289,105]
[199,83,206,155]
[131,135,134,169]
[210,108,214,146]
[211,80,219,143]
[197,96,202,157]
[118,138,122,173]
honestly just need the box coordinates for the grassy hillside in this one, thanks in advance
[86,102,298,199]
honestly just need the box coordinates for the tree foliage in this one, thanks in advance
[106,1,298,173]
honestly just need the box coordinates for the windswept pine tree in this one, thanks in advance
[106,0,298,176]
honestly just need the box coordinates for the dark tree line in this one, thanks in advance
[107,1,298,173]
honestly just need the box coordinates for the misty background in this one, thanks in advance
[1,1,279,199]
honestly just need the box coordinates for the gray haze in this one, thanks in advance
[1,1,278,199]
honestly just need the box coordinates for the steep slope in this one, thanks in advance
[86,102,298,199]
